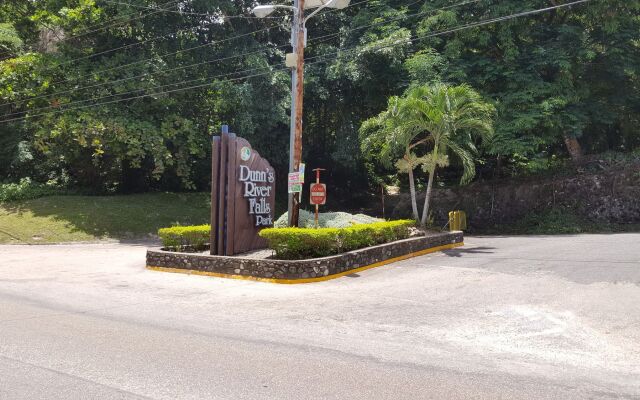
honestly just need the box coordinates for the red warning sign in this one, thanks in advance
[309,183,326,205]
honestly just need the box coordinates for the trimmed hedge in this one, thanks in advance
[158,225,210,251]
[259,220,415,260]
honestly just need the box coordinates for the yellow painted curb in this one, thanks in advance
[147,241,464,284]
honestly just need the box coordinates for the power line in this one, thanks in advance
[30,11,286,77]
[83,0,182,33]
[91,0,182,31]
[28,0,180,49]
[0,0,591,123]
[1,64,280,119]
[27,0,373,77]
[0,47,274,109]
[36,26,203,73]
[309,0,482,46]
[0,26,287,108]
[3,0,290,80]
[68,0,475,85]
[3,1,182,65]
[39,0,370,72]
[0,0,582,127]
[0,67,290,124]
[0,45,403,124]
[98,0,283,18]
[0,0,373,107]
[99,0,204,14]
[306,0,592,63]
[35,23,282,77]
[45,24,280,82]
[0,0,457,109]
[4,0,593,125]
[53,0,183,44]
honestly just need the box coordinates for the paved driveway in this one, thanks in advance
[0,234,639,399]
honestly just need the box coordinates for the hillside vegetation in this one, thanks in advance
[0,1,638,199]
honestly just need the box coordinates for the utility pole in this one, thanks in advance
[287,0,305,227]
[252,0,349,227]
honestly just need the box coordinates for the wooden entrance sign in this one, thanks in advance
[210,125,276,256]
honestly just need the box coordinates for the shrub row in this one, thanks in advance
[259,220,415,260]
[158,225,210,251]
[0,178,64,203]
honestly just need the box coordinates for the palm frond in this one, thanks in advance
[444,139,477,185]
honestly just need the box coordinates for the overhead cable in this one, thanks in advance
[0,0,592,122]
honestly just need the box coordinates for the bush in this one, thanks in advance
[508,208,592,234]
[0,178,64,202]
[158,224,210,251]
[259,220,415,259]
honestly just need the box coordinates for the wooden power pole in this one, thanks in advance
[287,0,305,227]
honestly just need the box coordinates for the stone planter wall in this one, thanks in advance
[146,231,463,282]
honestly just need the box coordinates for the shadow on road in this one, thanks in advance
[442,246,496,257]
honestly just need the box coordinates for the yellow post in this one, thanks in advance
[449,210,467,231]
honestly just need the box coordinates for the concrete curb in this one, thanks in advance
[146,231,463,284]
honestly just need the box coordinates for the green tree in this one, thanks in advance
[0,0,291,191]
[361,95,425,221]
[362,83,494,227]
[1,0,639,198]
[422,0,640,163]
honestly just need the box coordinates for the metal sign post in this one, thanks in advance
[310,168,326,227]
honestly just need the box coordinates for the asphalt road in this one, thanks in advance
[1,234,639,399]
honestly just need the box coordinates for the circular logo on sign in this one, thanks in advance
[240,146,252,161]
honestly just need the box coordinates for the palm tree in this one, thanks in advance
[398,84,495,227]
[361,96,428,222]
[361,83,494,228]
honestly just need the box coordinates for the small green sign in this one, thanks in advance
[288,183,302,193]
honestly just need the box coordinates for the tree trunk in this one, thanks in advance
[407,167,420,222]
[420,167,436,228]
[564,135,583,162]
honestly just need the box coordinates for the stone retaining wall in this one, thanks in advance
[146,231,463,281]
[390,160,640,227]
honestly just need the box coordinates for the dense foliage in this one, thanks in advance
[0,177,66,202]
[0,0,638,198]
[259,219,414,259]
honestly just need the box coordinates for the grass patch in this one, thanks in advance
[0,192,210,244]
